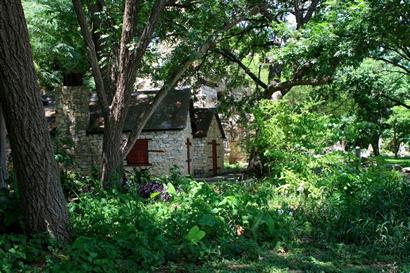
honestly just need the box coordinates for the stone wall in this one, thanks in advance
[57,86,101,174]
[223,115,248,164]
[58,86,194,176]
[192,116,224,177]
[195,85,218,108]
[57,86,225,178]
[124,114,193,176]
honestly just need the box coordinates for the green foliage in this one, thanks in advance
[291,155,410,249]
[383,156,410,168]
[0,234,58,273]
[23,0,88,88]
[186,225,206,245]
[60,171,100,198]
[250,88,410,252]
[384,105,410,156]
[1,163,410,271]
[55,181,291,271]
[224,162,244,172]
[0,189,23,233]
[322,59,410,152]
[253,98,336,175]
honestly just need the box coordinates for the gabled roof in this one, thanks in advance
[191,108,226,139]
[87,88,191,134]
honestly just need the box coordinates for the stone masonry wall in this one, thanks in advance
[57,86,101,174]
[192,116,224,177]
[58,87,194,176]
[124,114,193,176]
[57,87,222,178]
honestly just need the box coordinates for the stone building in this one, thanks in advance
[191,108,226,177]
[57,86,225,177]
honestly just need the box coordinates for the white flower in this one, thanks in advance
[297,183,305,193]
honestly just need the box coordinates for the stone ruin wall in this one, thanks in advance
[57,86,102,174]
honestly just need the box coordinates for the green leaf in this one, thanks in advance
[186,225,206,244]
[166,183,177,196]
[150,192,160,199]
[198,214,216,227]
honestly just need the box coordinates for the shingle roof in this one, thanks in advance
[191,108,226,139]
[87,88,191,134]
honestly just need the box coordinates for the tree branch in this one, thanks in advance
[293,0,304,29]
[302,0,320,25]
[121,57,193,156]
[112,0,169,114]
[87,0,119,103]
[132,0,170,69]
[121,6,261,156]
[112,0,140,105]
[380,94,410,110]
[121,37,217,156]
[216,49,268,89]
[267,76,332,98]
[376,57,410,75]
[72,0,109,113]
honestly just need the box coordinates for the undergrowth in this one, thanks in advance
[0,155,409,272]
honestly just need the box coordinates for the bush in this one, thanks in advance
[270,152,410,251]
[0,234,56,273]
[60,171,100,198]
[251,99,410,251]
[47,175,297,271]
[1,160,409,271]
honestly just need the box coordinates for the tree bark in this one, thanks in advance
[100,117,125,188]
[0,1,69,242]
[0,106,8,190]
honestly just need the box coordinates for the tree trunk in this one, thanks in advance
[247,148,264,177]
[0,106,8,190]
[393,144,399,159]
[370,136,380,157]
[0,1,69,242]
[101,117,125,188]
[392,121,399,158]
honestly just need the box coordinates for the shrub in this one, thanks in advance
[277,153,410,251]
[1,160,409,271]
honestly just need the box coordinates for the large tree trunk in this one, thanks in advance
[0,106,8,190]
[0,1,69,241]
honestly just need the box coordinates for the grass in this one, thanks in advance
[383,156,410,168]
[223,162,246,173]
[158,242,410,272]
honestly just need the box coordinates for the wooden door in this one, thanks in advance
[208,140,219,176]
[186,138,192,174]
